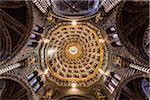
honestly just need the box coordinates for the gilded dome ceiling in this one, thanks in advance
[37,22,109,87]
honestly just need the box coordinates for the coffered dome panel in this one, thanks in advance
[39,22,109,87]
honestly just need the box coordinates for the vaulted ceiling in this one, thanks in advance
[0,0,149,100]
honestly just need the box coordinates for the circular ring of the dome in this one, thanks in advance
[48,0,102,20]
[0,1,33,64]
[42,22,109,87]
[0,75,34,100]
[114,73,148,100]
[116,1,149,64]
[65,43,82,59]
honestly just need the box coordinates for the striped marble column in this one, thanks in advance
[32,0,51,13]
[129,63,149,74]
[101,0,122,13]
[0,63,21,75]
